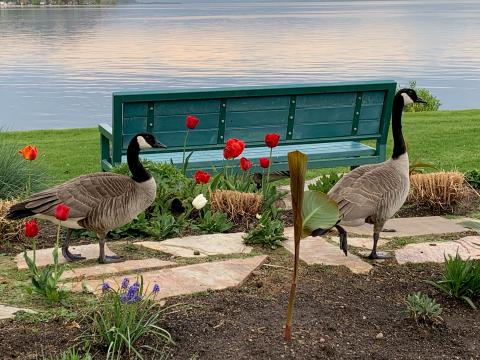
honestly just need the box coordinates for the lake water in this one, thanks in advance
[1,0,479,130]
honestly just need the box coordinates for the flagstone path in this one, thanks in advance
[61,258,176,281]
[137,232,252,257]
[66,256,267,298]
[395,235,480,264]
[343,216,470,238]
[282,227,372,274]
[0,304,34,320]
[15,244,116,270]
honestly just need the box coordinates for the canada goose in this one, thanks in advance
[7,133,166,264]
[322,88,426,259]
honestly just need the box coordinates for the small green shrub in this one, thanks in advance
[405,292,443,325]
[308,172,344,193]
[46,347,92,360]
[195,210,233,233]
[400,81,441,112]
[465,170,480,190]
[89,277,172,360]
[243,214,287,249]
[0,134,45,199]
[427,253,480,309]
[24,242,67,304]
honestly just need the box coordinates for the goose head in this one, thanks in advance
[396,88,427,106]
[134,133,167,150]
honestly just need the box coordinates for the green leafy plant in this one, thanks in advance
[307,172,343,193]
[195,210,233,233]
[46,347,92,360]
[0,133,45,199]
[409,160,437,176]
[146,212,190,239]
[302,190,340,237]
[89,277,173,360]
[427,252,480,309]
[405,292,443,325]
[243,215,287,249]
[23,218,67,304]
[400,81,441,112]
[465,170,480,190]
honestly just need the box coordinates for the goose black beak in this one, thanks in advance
[154,141,167,148]
[415,97,427,104]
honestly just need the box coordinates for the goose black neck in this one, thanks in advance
[127,140,151,183]
[391,95,406,160]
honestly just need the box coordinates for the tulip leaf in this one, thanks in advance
[302,190,340,237]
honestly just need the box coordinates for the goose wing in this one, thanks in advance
[23,172,135,219]
[328,163,382,197]
[328,164,405,221]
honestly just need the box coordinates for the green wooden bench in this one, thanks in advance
[99,80,396,175]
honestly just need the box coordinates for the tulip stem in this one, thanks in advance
[182,130,190,175]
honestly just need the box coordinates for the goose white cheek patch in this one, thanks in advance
[401,93,414,105]
[137,136,152,149]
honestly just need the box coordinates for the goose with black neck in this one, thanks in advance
[315,88,426,259]
[7,133,166,264]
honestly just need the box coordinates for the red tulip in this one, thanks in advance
[19,145,38,161]
[185,115,200,130]
[194,170,210,184]
[24,219,39,238]
[264,133,280,148]
[223,138,245,159]
[239,157,252,171]
[55,204,70,221]
[259,157,270,168]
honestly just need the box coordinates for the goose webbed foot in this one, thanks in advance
[98,254,124,264]
[366,251,393,260]
[62,246,86,261]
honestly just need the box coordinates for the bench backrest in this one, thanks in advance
[111,81,396,162]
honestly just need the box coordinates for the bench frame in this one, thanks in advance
[99,81,396,172]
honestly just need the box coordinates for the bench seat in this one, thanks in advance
[129,141,378,173]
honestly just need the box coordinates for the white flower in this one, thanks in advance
[255,213,262,220]
[192,194,208,210]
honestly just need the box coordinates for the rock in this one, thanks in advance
[376,332,384,339]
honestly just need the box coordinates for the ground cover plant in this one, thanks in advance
[405,291,443,325]
[427,253,480,309]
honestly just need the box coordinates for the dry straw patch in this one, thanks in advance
[210,190,262,219]
[408,172,477,211]
[0,199,23,242]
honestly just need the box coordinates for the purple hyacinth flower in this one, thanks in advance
[121,277,129,289]
[152,284,160,294]
[101,282,110,292]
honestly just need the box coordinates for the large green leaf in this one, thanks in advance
[302,190,340,237]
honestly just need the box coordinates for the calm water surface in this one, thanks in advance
[1,0,479,130]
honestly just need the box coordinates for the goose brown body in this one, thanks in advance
[23,172,156,234]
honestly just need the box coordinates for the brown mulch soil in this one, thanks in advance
[1,260,479,359]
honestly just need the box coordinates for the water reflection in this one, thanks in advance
[1,1,479,130]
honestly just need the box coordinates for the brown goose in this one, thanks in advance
[324,88,426,259]
[7,133,166,263]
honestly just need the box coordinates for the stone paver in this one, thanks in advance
[0,304,35,320]
[343,216,470,238]
[283,227,372,274]
[15,244,116,270]
[61,258,175,281]
[67,255,267,298]
[395,236,480,264]
[330,236,388,249]
[137,232,252,257]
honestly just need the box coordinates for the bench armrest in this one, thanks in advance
[99,123,113,141]
[98,123,113,171]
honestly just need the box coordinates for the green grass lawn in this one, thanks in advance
[2,109,480,185]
